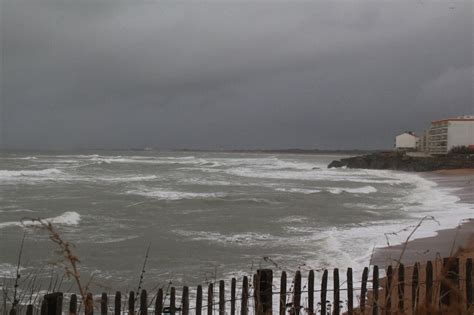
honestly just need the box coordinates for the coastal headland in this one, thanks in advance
[328,151,474,172]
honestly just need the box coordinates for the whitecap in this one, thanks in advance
[0,211,81,229]
[0,168,62,178]
[126,189,226,201]
[327,186,378,194]
[275,188,321,194]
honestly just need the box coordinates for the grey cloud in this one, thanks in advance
[1,0,473,150]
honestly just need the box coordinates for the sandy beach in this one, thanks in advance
[361,169,474,314]
[371,169,474,267]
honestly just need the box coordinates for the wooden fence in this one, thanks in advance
[7,256,474,315]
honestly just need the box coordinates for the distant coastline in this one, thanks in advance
[178,148,379,155]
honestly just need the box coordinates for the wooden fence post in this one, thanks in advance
[241,277,248,315]
[467,258,473,310]
[385,266,393,314]
[196,286,202,315]
[256,269,273,315]
[280,272,287,315]
[26,305,33,315]
[128,292,135,315]
[292,271,301,315]
[140,290,147,315]
[155,289,163,315]
[85,293,94,315]
[425,261,433,312]
[182,286,189,315]
[412,263,419,312]
[347,268,354,315]
[219,280,225,315]
[207,283,213,315]
[170,287,176,315]
[41,299,47,315]
[441,257,460,307]
[360,267,368,314]
[101,293,108,315]
[398,264,405,313]
[321,270,328,315]
[231,278,236,315]
[334,268,340,315]
[308,270,314,315]
[114,292,121,315]
[44,292,63,315]
[372,266,379,315]
[70,294,77,315]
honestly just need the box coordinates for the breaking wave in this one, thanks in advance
[0,168,62,178]
[126,189,226,200]
[0,211,81,229]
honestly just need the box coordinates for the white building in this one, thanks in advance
[428,115,474,154]
[395,132,419,150]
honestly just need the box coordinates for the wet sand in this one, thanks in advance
[358,169,474,314]
[371,169,474,267]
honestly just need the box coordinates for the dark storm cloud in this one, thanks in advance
[1,0,472,150]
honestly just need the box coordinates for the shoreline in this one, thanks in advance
[371,168,474,267]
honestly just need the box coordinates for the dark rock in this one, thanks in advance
[328,152,474,172]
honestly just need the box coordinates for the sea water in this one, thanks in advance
[0,151,472,291]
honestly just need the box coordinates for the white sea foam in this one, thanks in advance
[173,230,278,246]
[0,263,25,278]
[0,211,81,229]
[0,168,62,178]
[327,186,378,194]
[183,178,235,186]
[94,235,139,244]
[127,189,226,200]
[96,175,158,182]
[275,188,322,194]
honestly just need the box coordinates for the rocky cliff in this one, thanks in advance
[328,152,474,172]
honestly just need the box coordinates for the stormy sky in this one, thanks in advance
[1,0,472,150]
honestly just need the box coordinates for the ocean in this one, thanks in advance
[0,151,472,291]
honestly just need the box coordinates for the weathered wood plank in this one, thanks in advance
[280,272,287,315]
[411,263,419,312]
[85,293,94,315]
[347,268,354,315]
[207,283,213,315]
[182,286,189,315]
[231,278,236,315]
[155,289,163,315]
[140,290,147,315]
[241,277,248,315]
[219,280,225,315]
[321,270,328,315]
[385,266,393,314]
[257,269,272,315]
[70,294,77,315]
[467,258,473,310]
[101,293,108,315]
[398,264,404,313]
[292,271,301,315]
[372,266,379,315]
[308,270,314,315]
[196,286,202,315]
[425,261,433,312]
[170,287,176,315]
[360,267,368,314]
[334,268,340,315]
